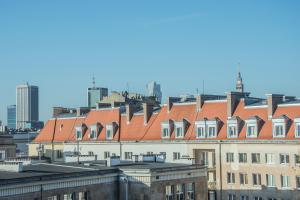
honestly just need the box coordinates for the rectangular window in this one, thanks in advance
[254,197,263,200]
[251,153,260,164]
[173,152,180,160]
[296,123,300,138]
[228,125,237,138]
[227,172,235,184]
[56,150,63,159]
[281,175,290,188]
[106,129,113,140]
[247,125,256,137]
[239,153,247,163]
[253,173,262,186]
[104,151,110,159]
[295,155,300,165]
[240,173,248,185]
[90,127,97,139]
[63,193,75,200]
[176,127,184,138]
[176,184,185,200]
[125,152,133,160]
[187,183,195,200]
[208,126,216,138]
[88,151,94,156]
[196,126,205,138]
[265,153,274,164]
[226,153,234,163]
[47,196,58,200]
[228,194,236,200]
[280,154,290,164]
[162,127,170,138]
[240,195,249,200]
[274,124,284,137]
[266,174,275,187]
[165,185,174,200]
[296,176,300,189]
[78,191,89,200]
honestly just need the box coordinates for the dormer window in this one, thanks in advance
[75,127,82,140]
[245,116,261,138]
[295,118,300,138]
[195,118,220,139]
[105,122,118,140]
[272,115,289,138]
[161,121,173,139]
[90,125,97,139]
[174,119,189,139]
[227,117,241,138]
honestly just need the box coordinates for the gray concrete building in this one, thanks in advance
[87,78,108,108]
[0,134,16,160]
[16,83,39,129]
[0,159,207,200]
[146,81,162,103]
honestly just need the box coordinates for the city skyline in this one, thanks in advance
[1,1,300,123]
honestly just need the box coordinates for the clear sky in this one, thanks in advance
[0,1,299,124]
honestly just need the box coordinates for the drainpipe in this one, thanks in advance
[120,176,128,200]
[219,142,222,200]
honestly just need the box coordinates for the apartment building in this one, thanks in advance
[29,73,300,200]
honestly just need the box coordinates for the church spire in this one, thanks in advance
[236,63,244,93]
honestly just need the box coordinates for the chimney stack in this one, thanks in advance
[143,103,153,125]
[227,92,245,118]
[126,104,134,124]
[196,95,204,112]
[266,94,284,119]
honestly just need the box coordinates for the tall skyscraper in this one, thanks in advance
[146,81,162,103]
[16,83,39,129]
[87,77,108,108]
[7,105,16,129]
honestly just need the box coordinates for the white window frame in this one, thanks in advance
[266,174,276,187]
[161,122,171,139]
[227,172,235,184]
[252,173,261,186]
[195,121,206,138]
[174,121,185,139]
[75,127,82,140]
[239,173,248,185]
[295,154,300,166]
[280,154,290,165]
[265,153,274,164]
[281,175,290,189]
[226,152,234,163]
[240,195,249,200]
[272,117,287,138]
[239,153,247,163]
[228,194,236,200]
[296,176,300,189]
[90,125,97,140]
[227,124,238,138]
[206,121,217,138]
[173,152,180,160]
[295,118,300,138]
[246,124,257,138]
[251,153,261,164]
[106,125,114,140]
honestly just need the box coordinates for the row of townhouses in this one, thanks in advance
[29,76,300,200]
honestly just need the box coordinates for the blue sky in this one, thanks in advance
[0,1,299,124]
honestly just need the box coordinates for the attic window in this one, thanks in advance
[90,125,97,140]
[106,125,113,140]
[195,118,219,139]
[161,121,173,139]
[272,115,288,138]
[75,127,82,140]
[174,120,188,139]
[245,116,261,138]
[295,118,300,138]
[227,117,241,138]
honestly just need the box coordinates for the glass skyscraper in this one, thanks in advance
[87,87,108,108]
[7,105,16,129]
[16,83,39,129]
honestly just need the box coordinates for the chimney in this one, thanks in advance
[143,103,153,125]
[196,95,204,112]
[126,104,134,124]
[227,92,244,118]
[266,94,284,119]
[76,107,90,117]
[167,97,172,113]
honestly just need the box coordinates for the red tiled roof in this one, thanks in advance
[34,100,300,143]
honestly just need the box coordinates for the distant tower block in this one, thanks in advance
[236,63,244,93]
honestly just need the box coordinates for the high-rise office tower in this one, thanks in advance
[7,105,16,129]
[16,83,39,129]
[87,77,108,108]
[146,81,162,103]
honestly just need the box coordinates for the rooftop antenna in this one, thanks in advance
[202,80,205,95]
[196,88,199,95]
[92,76,96,88]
